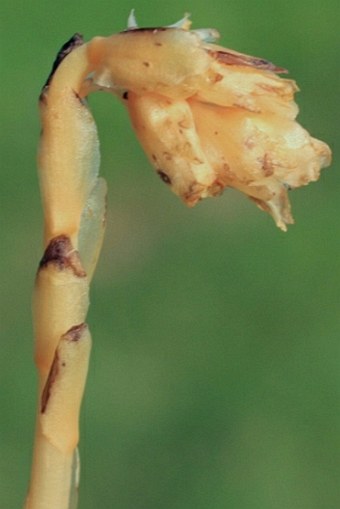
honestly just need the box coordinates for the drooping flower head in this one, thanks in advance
[85,13,331,230]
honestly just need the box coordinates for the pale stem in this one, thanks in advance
[24,40,105,509]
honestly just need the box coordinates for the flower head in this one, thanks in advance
[86,15,331,230]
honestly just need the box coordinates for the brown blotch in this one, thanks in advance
[183,183,205,207]
[209,178,226,196]
[41,33,84,93]
[262,153,274,176]
[157,170,172,185]
[143,61,150,67]
[39,235,86,277]
[62,323,87,343]
[219,163,238,183]
[209,49,287,74]
[215,73,224,82]
[203,71,219,87]
[41,351,59,413]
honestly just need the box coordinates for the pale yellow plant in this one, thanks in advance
[87,12,331,229]
[24,13,331,509]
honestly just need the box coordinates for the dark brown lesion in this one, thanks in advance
[41,33,84,95]
[62,323,87,343]
[39,235,86,277]
[41,351,59,413]
[157,170,172,185]
[209,49,288,74]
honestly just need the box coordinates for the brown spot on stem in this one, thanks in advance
[62,323,87,343]
[41,33,84,93]
[39,235,86,277]
[41,351,59,413]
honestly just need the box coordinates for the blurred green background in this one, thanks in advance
[1,0,339,508]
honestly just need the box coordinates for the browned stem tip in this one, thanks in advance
[41,33,84,94]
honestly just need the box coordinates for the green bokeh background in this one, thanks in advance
[1,1,339,508]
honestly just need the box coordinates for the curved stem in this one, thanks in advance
[24,38,106,509]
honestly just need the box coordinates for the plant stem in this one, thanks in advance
[24,37,106,509]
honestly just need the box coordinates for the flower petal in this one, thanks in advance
[86,29,211,99]
[196,52,299,118]
[126,92,223,205]
[189,100,331,229]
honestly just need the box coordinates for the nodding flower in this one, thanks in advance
[84,14,331,230]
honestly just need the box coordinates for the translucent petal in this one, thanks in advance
[127,9,138,29]
[78,178,107,280]
[167,13,191,30]
[192,28,220,42]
